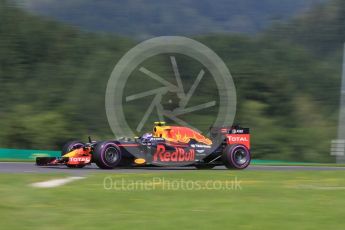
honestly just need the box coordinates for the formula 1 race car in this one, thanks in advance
[36,122,251,170]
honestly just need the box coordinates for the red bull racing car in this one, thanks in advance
[36,122,251,169]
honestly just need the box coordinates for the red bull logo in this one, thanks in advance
[153,125,212,145]
[153,145,195,162]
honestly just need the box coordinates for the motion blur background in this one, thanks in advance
[0,0,344,162]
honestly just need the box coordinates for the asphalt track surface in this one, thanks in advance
[1,162,345,174]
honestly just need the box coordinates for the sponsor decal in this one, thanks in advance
[153,145,195,162]
[69,157,91,163]
[226,134,250,149]
[227,136,248,142]
[193,144,211,149]
[221,128,228,133]
[231,129,245,134]
[190,143,211,153]
[151,137,165,141]
[154,126,213,146]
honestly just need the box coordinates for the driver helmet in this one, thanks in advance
[142,133,153,141]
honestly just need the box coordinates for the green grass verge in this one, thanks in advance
[252,163,345,167]
[0,171,345,229]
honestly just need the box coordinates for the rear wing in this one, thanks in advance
[210,126,250,149]
[210,126,249,136]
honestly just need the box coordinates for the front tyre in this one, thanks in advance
[222,144,251,169]
[61,140,85,156]
[93,141,122,169]
[61,140,86,168]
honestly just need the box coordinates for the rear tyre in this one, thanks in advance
[93,141,122,169]
[61,140,86,168]
[222,144,251,169]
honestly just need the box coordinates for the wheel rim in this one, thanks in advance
[104,147,119,163]
[233,148,248,165]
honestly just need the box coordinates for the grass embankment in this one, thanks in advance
[0,171,345,229]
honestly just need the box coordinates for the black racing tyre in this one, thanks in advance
[93,141,122,169]
[195,164,216,169]
[222,144,251,169]
[61,140,86,168]
[61,140,85,156]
